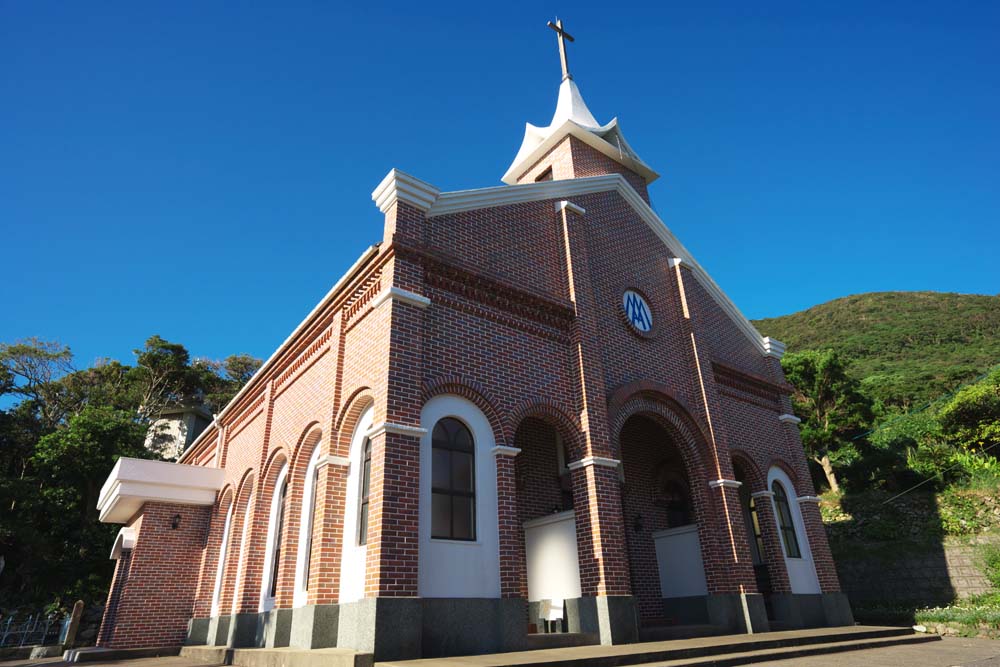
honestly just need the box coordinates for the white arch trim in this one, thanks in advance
[339,406,375,604]
[419,394,500,598]
[766,466,820,594]
[209,502,234,616]
[109,526,136,560]
[259,462,289,612]
[230,490,254,615]
[293,440,324,608]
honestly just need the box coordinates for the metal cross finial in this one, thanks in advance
[547,18,575,81]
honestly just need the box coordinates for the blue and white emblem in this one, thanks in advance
[622,290,653,333]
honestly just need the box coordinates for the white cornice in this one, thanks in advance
[778,414,802,425]
[556,200,585,216]
[426,174,770,355]
[366,422,429,439]
[491,445,522,457]
[567,455,621,470]
[751,490,775,499]
[97,457,226,524]
[796,496,822,504]
[668,257,683,269]
[708,479,743,489]
[372,286,431,310]
[372,169,441,213]
[316,454,350,469]
[763,337,787,359]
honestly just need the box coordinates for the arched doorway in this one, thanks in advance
[619,414,704,626]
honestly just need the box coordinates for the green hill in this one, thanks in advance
[752,292,1000,409]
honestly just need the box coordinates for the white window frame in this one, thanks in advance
[259,462,289,612]
[338,406,375,604]
[230,490,254,615]
[292,443,323,608]
[418,395,500,598]
[209,500,234,617]
[766,466,820,594]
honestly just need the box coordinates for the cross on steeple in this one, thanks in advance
[547,19,574,81]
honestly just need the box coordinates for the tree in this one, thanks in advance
[938,368,1000,457]
[0,339,74,429]
[782,350,874,493]
[0,334,261,609]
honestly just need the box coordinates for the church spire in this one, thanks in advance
[501,19,659,186]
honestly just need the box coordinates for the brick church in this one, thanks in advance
[94,22,852,662]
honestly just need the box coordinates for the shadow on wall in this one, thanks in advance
[828,490,992,625]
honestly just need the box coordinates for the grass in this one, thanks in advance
[915,593,1000,636]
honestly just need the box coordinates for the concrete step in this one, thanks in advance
[638,625,726,643]
[180,646,230,664]
[641,633,941,666]
[375,626,925,667]
[526,633,599,650]
[181,645,374,667]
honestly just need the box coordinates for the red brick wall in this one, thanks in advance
[99,503,210,648]
[515,418,566,521]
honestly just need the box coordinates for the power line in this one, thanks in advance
[881,440,999,506]
[852,362,1000,442]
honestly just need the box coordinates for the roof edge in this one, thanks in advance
[178,244,381,464]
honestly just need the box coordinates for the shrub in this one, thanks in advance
[983,544,1000,590]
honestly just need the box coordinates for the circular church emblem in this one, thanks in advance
[622,290,653,333]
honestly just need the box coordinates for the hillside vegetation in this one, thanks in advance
[753,292,1000,409]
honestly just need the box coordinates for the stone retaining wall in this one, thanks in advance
[835,537,996,605]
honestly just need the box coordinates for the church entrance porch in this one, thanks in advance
[619,414,710,628]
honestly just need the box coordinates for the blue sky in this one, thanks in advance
[3,1,998,370]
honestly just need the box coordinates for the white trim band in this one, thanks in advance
[372,169,440,213]
[567,456,621,471]
[796,496,822,504]
[316,454,350,469]
[491,445,522,458]
[556,200,586,216]
[366,422,429,439]
[708,479,743,489]
[778,414,802,425]
[372,287,431,310]
[763,337,787,359]
[751,490,775,499]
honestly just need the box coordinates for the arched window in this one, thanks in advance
[771,481,801,558]
[260,463,289,610]
[294,441,323,607]
[268,476,289,598]
[358,438,372,545]
[210,500,234,617]
[431,417,476,540]
[231,489,254,614]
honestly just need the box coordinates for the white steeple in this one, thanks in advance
[501,77,659,185]
[502,20,658,185]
